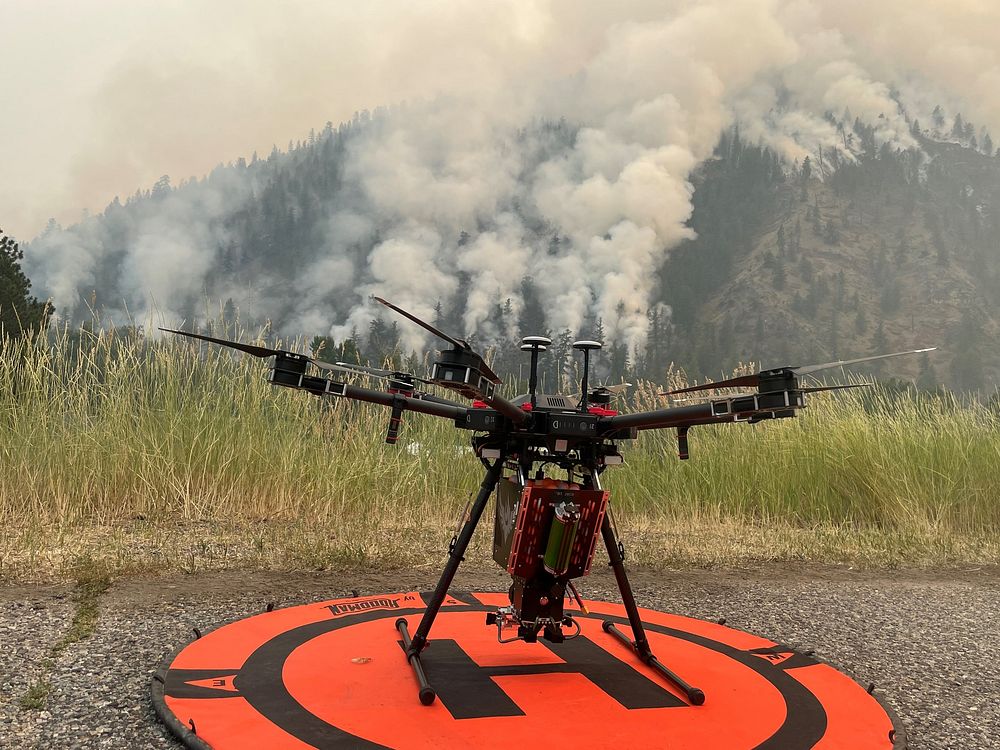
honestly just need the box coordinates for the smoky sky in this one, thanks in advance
[7,0,1000,351]
[3,0,1000,242]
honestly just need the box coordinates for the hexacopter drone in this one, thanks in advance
[164,298,931,708]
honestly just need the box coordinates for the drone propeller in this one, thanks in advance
[668,382,873,404]
[372,296,501,384]
[160,327,286,359]
[666,347,935,395]
[161,327,367,376]
[799,383,874,394]
[572,382,631,403]
[333,361,396,377]
[596,382,632,395]
[793,349,936,376]
[334,360,436,387]
[373,296,468,350]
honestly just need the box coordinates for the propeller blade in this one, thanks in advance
[164,328,359,380]
[309,360,372,376]
[334,361,436,386]
[667,348,934,395]
[372,296,468,350]
[666,373,760,395]
[474,358,502,385]
[793,347,936,377]
[800,383,873,394]
[160,328,284,359]
[664,391,756,403]
[668,382,873,403]
[334,361,394,377]
[373,296,502,384]
[598,382,632,394]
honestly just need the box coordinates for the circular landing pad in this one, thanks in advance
[153,591,904,749]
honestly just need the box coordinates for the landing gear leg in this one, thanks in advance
[399,455,506,704]
[599,511,705,706]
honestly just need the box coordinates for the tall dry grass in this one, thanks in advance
[1,326,997,578]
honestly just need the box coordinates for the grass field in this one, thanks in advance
[1,326,998,581]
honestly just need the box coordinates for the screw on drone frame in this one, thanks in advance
[520,336,550,409]
[573,340,602,411]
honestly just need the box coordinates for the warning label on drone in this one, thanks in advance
[154,592,902,749]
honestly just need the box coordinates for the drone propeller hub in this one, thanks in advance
[268,352,310,390]
[431,348,498,401]
[589,389,613,406]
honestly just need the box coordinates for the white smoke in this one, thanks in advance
[18,0,1000,352]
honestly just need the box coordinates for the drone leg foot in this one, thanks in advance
[602,621,705,705]
[396,618,436,706]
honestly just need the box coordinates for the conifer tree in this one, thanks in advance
[0,228,49,336]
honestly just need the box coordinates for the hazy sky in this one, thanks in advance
[0,0,571,240]
[3,0,1000,243]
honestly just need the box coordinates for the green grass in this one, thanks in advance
[0,326,997,580]
[14,560,112,712]
[50,559,111,655]
[19,675,51,711]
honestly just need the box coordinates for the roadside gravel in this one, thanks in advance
[1,564,996,749]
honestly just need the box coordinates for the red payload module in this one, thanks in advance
[493,476,608,580]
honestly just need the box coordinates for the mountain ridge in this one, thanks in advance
[20,114,1000,390]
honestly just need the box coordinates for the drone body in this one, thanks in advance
[163,302,932,708]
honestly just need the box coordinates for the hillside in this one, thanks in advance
[660,132,1000,390]
[20,114,1000,391]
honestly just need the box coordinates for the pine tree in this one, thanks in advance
[222,298,237,328]
[951,113,966,141]
[0,228,49,336]
[872,321,889,354]
[518,278,548,339]
[823,219,839,245]
[773,262,786,290]
[151,175,172,198]
[931,105,945,132]
[916,353,938,392]
[854,307,868,335]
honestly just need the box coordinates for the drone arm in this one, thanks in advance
[599,403,717,433]
[336,382,468,422]
[600,387,806,434]
[417,392,469,409]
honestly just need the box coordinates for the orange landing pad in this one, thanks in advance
[152,591,904,749]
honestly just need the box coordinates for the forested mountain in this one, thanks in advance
[672,125,1000,391]
[21,110,1000,391]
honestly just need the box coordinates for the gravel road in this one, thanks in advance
[1,563,997,749]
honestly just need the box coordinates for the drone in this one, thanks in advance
[163,300,932,708]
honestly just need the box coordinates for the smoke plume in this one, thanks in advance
[14,0,1000,350]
